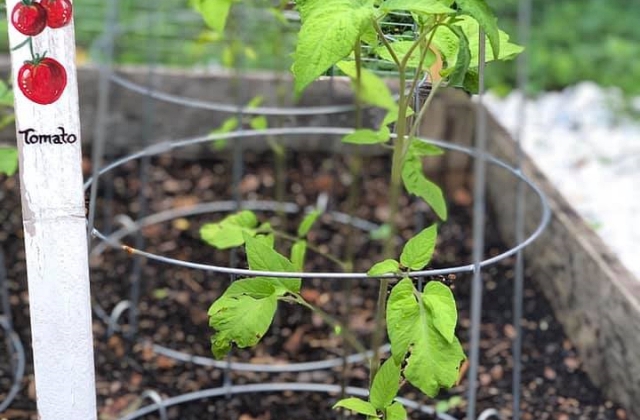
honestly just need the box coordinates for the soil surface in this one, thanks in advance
[0,150,629,420]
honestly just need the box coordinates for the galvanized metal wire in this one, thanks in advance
[466,29,488,420]
[0,250,25,413]
[75,3,547,420]
[85,128,550,281]
[512,0,534,418]
[117,382,460,420]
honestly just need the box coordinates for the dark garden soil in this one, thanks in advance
[0,150,629,420]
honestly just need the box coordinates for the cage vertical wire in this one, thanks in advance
[80,1,549,419]
[0,248,25,413]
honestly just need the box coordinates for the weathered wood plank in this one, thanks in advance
[485,115,640,418]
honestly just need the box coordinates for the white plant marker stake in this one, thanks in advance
[5,1,97,418]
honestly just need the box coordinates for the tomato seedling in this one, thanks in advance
[195,0,523,417]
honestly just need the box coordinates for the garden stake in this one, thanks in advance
[4,0,97,418]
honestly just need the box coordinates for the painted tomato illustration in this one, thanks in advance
[40,0,74,29]
[11,1,47,36]
[18,57,67,105]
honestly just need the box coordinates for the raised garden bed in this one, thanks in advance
[0,66,635,419]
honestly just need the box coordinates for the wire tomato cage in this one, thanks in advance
[0,249,25,413]
[83,127,549,419]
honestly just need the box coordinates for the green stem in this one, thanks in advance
[339,37,365,411]
[373,19,401,67]
[269,230,348,269]
[345,36,364,269]
[270,14,289,220]
[409,78,443,138]
[368,18,443,386]
[369,64,409,385]
[286,294,370,361]
[267,138,287,219]
[406,21,442,104]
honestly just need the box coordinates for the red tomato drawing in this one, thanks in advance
[11,1,47,36]
[40,0,73,29]
[18,57,67,105]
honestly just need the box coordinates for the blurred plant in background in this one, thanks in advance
[0,0,638,95]
[0,78,16,177]
[487,0,640,96]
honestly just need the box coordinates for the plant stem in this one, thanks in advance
[339,37,365,411]
[409,78,443,138]
[373,19,401,67]
[268,138,287,218]
[369,64,409,384]
[406,21,442,104]
[270,14,289,220]
[345,37,364,269]
[286,294,370,361]
[269,230,348,269]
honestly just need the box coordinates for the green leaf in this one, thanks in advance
[0,114,15,131]
[370,223,392,240]
[386,279,465,397]
[386,278,420,363]
[370,358,401,409]
[402,154,447,220]
[445,25,471,87]
[200,210,259,249]
[367,259,400,276]
[209,293,277,359]
[422,281,457,343]
[342,128,390,145]
[435,400,450,413]
[246,95,264,108]
[195,0,233,33]
[0,80,14,107]
[211,139,228,151]
[408,139,444,157]
[455,0,499,60]
[382,105,414,128]
[400,224,438,270]
[403,305,465,397]
[461,17,523,66]
[462,68,479,94]
[436,396,463,413]
[336,60,397,111]
[210,117,238,150]
[361,22,379,46]
[250,116,268,130]
[254,233,275,249]
[0,147,18,176]
[386,402,407,420]
[244,234,301,293]
[212,116,239,135]
[432,17,522,71]
[290,240,307,271]
[224,278,278,299]
[297,210,321,237]
[209,117,240,150]
[375,41,436,69]
[381,0,454,15]
[333,397,378,417]
[293,0,375,95]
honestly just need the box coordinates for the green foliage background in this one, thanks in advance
[0,0,638,94]
[488,0,640,95]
